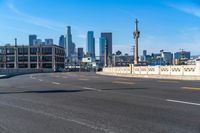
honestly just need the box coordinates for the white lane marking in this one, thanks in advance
[79,78,89,81]
[31,77,36,80]
[112,81,135,85]
[158,80,178,83]
[182,87,200,91]
[38,79,43,82]
[0,101,114,133]
[52,82,61,85]
[83,87,101,92]
[62,76,68,79]
[30,75,36,80]
[115,78,129,81]
[166,99,200,106]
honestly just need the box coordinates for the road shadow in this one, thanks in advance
[0,89,86,95]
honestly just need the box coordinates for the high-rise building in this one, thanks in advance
[29,35,37,46]
[78,48,84,60]
[71,43,76,55]
[175,51,191,60]
[101,33,112,66]
[87,31,95,58]
[59,35,65,48]
[65,26,75,58]
[45,39,53,45]
[161,52,173,65]
[99,37,106,65]
[33,39,42,45]
[143,50,147,62]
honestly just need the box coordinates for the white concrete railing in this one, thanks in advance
[103,61,200,76]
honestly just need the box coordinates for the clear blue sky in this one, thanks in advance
[0,0,200,55]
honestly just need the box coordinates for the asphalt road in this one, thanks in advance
[0,72,200,133]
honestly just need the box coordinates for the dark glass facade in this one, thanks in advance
[87,31,95,58]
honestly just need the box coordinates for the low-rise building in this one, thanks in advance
[0,45,65,70]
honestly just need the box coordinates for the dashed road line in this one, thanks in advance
[112,81,135,85]
[182,87,200,91]
[52,82,61,85]
[158,80,178,83]
[115,78,129,81]
[83,87,101,92]
[30,77,36,80]
[166,99,200,106]
[79,78,89,81]
[38,79,43,82]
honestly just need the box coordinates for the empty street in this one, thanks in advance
[0,72,200,133]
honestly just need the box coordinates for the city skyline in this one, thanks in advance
[1,0,200,55]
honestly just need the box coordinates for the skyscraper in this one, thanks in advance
[45,39,53,45]
[29,35,37,46]
[87,31,95,58]
[65,26,75,58]
[33,39,42,45]
[78,48,84,60]
[99,37,106,65]
[59,35,65,48]
[101,33,112,66]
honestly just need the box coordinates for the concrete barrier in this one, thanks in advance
[101,61,200,80]
[0,68,53,78]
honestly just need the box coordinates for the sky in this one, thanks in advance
[0,0,200,55]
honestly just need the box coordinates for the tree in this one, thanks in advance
[116,50,122,56]
[124,53,129,56]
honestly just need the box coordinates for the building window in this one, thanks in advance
[18,56,28,62]
[6,56,15,62]
[42,56,52,62]
[0,56,3,62]
[6,64,14,68]
[30,64,37,68]
[30,48,37,55]
[30,56,37,62]
[0,64,4,68]
[55,48,64,56]
[0,48,3,54]
[42,63,52,68]
[55,57,64,62]
[18,64,28,68]
[42,47,52,55]
[18,47,28,55]
[6,48,14,55]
